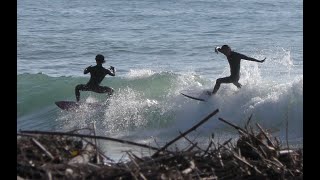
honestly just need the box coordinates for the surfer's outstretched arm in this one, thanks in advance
[242,55,266,63]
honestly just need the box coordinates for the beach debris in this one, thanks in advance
[17,109,303,179]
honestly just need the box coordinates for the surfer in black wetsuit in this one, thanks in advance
[209,45,265,95]
[75,54,115,102]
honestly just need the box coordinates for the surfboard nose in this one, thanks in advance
[180,89,212,102]
[55,101,79,111]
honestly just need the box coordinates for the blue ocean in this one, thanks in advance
[18,0,302,159]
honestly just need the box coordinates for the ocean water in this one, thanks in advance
[18,0,303,159]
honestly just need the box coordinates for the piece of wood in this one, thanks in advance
[92,121,100,164]
[218,117,247,134]
[256,123,276,148]
[20,130,162,152]
[31,138,54,160]
[153,109,219,157]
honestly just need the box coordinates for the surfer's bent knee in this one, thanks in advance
[75,84,84,91]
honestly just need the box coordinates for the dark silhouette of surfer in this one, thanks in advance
[75,54,115,102]
[209,45,265,95]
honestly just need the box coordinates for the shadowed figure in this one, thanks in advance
[75,54,115,102]
[210,45,265,95]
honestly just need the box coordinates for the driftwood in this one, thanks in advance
[153,109,219,157]
[31,138,54,160]
[92,121,100,164]
[17,110,303,179]
[20,129,161,151]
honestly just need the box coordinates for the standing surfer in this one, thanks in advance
[75,54,115,102]
[209,45,265,95]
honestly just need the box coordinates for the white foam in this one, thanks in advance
[126,69,156,79]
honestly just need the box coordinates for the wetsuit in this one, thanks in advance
[212,51,253,94]
[75,64,115,102]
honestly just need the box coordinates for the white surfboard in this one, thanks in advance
[180,89,212,102]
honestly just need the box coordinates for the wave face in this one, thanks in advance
[17,68,302,144]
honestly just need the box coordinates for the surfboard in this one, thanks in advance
[55,101,105,111]
[180,89,212,102]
